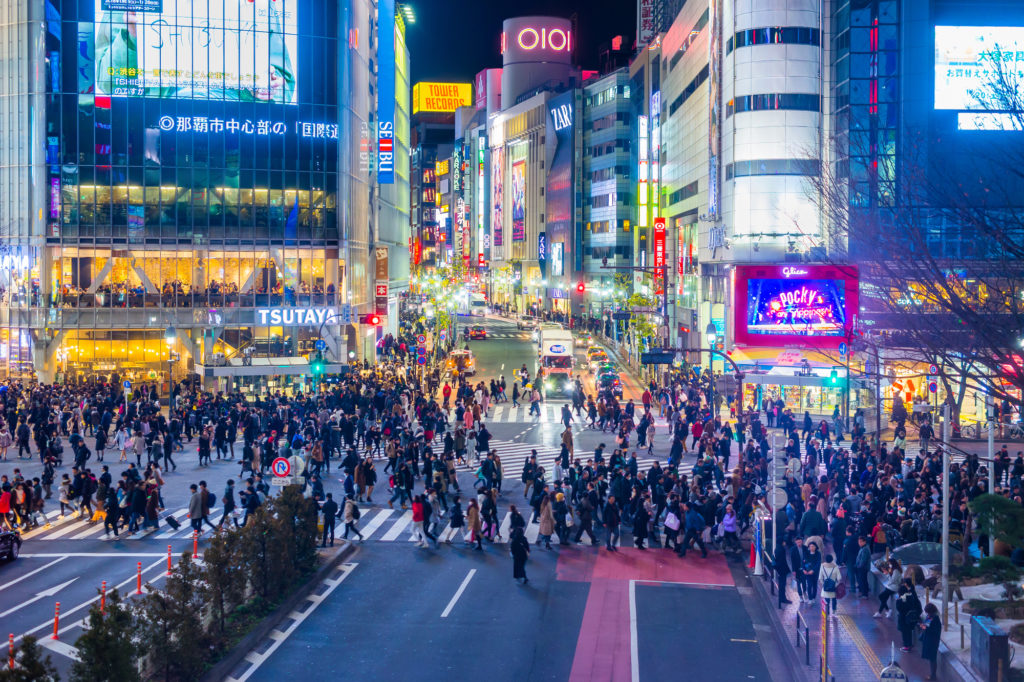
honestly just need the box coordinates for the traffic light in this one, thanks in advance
[829,369,838,385]
[311,352,325,376]
[576,282,585,293]
[360,313,382,325]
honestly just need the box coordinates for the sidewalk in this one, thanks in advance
[752,561,981,682]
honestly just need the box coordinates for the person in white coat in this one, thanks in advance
[818,554,842,616]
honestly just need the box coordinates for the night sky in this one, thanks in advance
[405,0,637,83]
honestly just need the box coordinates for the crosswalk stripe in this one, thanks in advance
[44,516,96,540]
[497,512,511,540]
[380,511,412,541]
[68,520,108,541]
[525,521,540,543]
[359,509,394,539]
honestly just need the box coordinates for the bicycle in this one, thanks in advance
[961,423,979,439]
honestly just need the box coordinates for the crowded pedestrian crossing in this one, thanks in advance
[474,402,673,427]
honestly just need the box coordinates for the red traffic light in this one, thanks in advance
[576,282,585,293]
[360,314,382,325]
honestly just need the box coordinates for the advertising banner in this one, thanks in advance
[377,0,396,183]
[95,0,298,103]
[492,147,504,247]
[412,82,472,113]
[511,159,526,241]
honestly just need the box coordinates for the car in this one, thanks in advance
[594,361,616,375]
[516,315,538,330]
[447,349,477,376]
[598,373,624,398]
[586,348,609,365]
[0,528,21,561]
[468,326,487,340]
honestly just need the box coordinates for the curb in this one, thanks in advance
[749,566,815,682]
[201,540,359,682]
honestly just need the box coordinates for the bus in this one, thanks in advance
[469,293,487,316]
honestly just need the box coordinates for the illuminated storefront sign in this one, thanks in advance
[637,115,649,228]
[256,307,337,326]
[157,115,337,138]
[504,26,572,53]
[550,102,572,131]
[435,159,450,176]
[412,82,473,113]
[653,217,666,278]
[377,0,396,183]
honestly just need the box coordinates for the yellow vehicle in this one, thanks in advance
[447,349,476,376]
[586,347,609,365]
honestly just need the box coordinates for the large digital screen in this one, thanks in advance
[734,265,859,349]
[511,160,526,241]
[746,278,846,336]
[94,0,298,103]
[491,146,504,247]
[935,26,1024,111]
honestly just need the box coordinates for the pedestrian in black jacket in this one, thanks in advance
[775,538,792,607]
[320,493,340,547]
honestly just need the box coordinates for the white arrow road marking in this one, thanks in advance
[0,577,79,618]
[0,557,67,592]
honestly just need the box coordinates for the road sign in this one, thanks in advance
[416,355,427,365]
[340,304,353,325]
[315,339,327,351]
[929,381,938,393]
[270,476,294,487]
[612,311,631,321]
[439,331,447,341]
[929,363,939,375]
[769,486,788,511]
[416,334,426,344]
[641,351,675,365]
[271,457,291,478]
[838,342,848,357]
[375,283,388,297]
[123,380,131,390]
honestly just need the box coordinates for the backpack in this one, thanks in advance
[823,568,838,592]
[207,490,217,508]
[351,503,361,520]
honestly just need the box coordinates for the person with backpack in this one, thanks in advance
[342,493,363,541]
[198,480,217,532]
[819,553,841,615]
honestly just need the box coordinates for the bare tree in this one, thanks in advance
[808,48,1024,421]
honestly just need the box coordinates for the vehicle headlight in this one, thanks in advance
[544,380,552,389]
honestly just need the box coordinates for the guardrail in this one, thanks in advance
[795,611,811,667]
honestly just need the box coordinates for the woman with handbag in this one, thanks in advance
[465,498,483,550]
[896,580,923,652]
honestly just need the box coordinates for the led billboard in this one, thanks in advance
[935,26,1024,111]
[733,265,859,349]
[94,0,298,103]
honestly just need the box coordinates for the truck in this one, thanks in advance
[537,329,576,395]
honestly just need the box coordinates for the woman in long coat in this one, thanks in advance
[632,503,650,549]
[510,526,531,584]
[466,498,483,550]
[537,494,555,549]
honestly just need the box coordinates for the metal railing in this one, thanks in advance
[795,611,811,667]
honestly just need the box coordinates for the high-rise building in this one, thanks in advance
[0,0,406,390]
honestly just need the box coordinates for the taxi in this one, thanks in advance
[447,349,477,376]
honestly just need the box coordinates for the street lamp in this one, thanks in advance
[164,326,176,402]
[706,322,718,422]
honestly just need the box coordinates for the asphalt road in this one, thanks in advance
[0,312,1003,679]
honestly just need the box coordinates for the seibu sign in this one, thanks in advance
[256,308,337,326]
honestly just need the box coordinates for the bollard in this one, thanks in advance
[136,562,142,595]
[100,580,107,614]
[8,633,13,669]
[192,530,198,558]
[961,623,965,650]
[52,602,60,640]
[167,545,172,576]
[954,600,959,624]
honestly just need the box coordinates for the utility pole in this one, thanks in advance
[987,394,995,556]
[941,402,951,630]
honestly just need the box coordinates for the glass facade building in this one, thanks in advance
[0,0,397,390]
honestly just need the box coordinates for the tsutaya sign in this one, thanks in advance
[256,308,336,326]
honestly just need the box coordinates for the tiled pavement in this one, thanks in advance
[760,572,941,681]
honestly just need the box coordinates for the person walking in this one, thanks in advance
[444,495,464,543]
[410,494,427,548]
[632,501,650,550]
[510,526,530,585]
[537,494,554,549]
[466,498,483,550]
[819,553,841,615]
[800,541,822,603]
[342,494,364,541]
[678,502,708,558]
[919,602,942,680]
[320,493,339,547]
[854,535,872,599]
[775,538,793,607]
[187,483,204,534]
[219,479,239,529]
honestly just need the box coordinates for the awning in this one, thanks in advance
[196,357,348,378]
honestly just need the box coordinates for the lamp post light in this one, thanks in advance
[164,326,176,403]
[706,322,718,422]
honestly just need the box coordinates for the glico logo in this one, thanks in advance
[781,266,809,278]
[502,26,572,54]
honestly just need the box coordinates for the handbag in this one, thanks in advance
[665,512,681,531]
[565,514,574,528]
[835,582,847,599]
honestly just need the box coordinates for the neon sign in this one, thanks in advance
[782,266,808,277]
[157,115,338,139]
[516,26,571,52]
